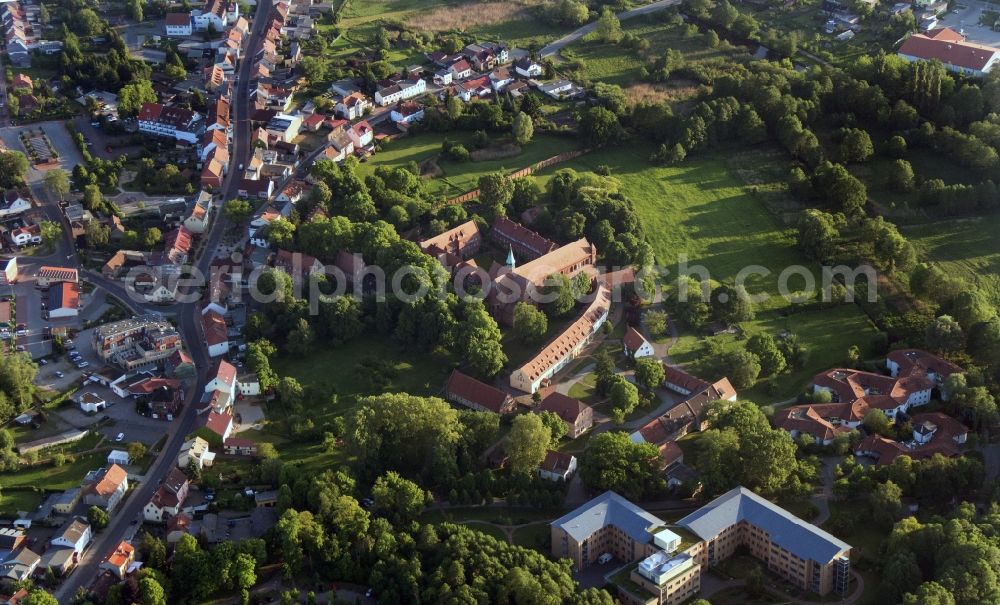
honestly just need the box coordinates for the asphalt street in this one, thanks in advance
[52,0,273,598]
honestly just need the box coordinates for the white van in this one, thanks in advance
[597,553,613,565]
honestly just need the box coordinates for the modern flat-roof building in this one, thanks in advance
[552,488,852,604]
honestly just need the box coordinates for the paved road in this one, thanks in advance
[51,0,272,600]
[810,456,839,526]
[539,0,682,57]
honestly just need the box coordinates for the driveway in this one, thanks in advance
[540,0,682,57]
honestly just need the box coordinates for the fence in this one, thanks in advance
[438,149,590,208]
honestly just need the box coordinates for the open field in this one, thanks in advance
[904,215,1000,305]
[561,19,750,87]
[339,0,563,49]
[0,451,106,515]
[534,144,879,403]
[359,132,581,199]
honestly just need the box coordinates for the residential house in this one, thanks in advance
[52,489,81,515]
[390,100,425,124]
[539,391,593,438]
[462,41,508,71]
[202,410,234,441]
[454,76,492,102]
[623,326,655,359]
[335,91,371,119]
[238,374,261,396]
[514,57,543,78]
[0,548,39,582]
[448,58,473,80]
[489,66,514,91]
[50,517,91,557]
[178,436,216,470]
[184,191,213,234]
[202,308,229,358]
[193,0,232,31]
[99,541,134,579]
[538,450,576,481]
[8,224,39,247]
[445,369,516,415]
[143,467,190,522]
[165,12,193,36]
[855,411,967,465]
[0,190,31,218]
[204,359,237,412]
[83,464,129,512]
[349,120,374,148]
[374,76,426,106]
[538,80,578,100]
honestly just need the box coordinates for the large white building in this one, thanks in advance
[137,103,203,144]
[897,27,1000,77]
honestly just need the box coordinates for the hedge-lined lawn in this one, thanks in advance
[904,215,1000,305]
[0,452,104,492]
[360,132,581,199]
[535,144,879,404]
[0,491,43,518]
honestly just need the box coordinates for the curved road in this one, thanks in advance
[53,0,272,599]
[539,0,682,58]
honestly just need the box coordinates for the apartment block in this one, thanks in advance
[551,488,852,604]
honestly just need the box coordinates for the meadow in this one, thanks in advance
[533,143,879,403]
[903,215,1000,305]
[359,131,581,199]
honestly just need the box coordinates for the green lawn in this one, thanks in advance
[0,491,43,518]
[272,338,453,400]
[361,132,581,199]
[533,144,878,403]
[903,215,1000,305]
[510,522,551,552]
[0,452,104,491]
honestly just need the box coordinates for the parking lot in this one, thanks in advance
[29,327,179,448]
[938,1,1000,47]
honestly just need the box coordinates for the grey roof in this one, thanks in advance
[677,487,850,564]
[550,491,664,543]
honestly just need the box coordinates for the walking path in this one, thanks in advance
[540,0,682,57]
[810,456,839,526]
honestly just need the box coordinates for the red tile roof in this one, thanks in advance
[446,369,512,414]
[202,309,228,346]
[204,410,233,437]
[210,359,237,386]
[539,391,588,424]
[899,30,1000,71]
[491,217,558,258]
[89,464,128,498]
[623,326,649,354]
[105,541,134,568]
[165,12,190,26]
[539,450,575,474]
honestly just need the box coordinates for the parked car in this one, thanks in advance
[76,361,89,369]
[55,371,64,378]
[597,553,613,565]
[115,432,125,442]
[38,359,47,365]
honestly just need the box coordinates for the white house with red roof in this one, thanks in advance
[898,27,1000,77]
[623,326,654,359]
[165,12,193,36]
[201,308,229,358]
[349,120,374,148]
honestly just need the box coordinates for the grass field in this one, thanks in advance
[361,132,581,199]
[0,451,105,515]
[534,143,879,403]
[272,338,453,401]
[903,215,1000,305]
[562,19,749,88]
